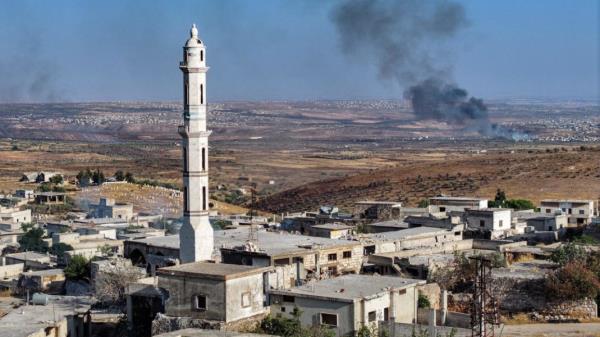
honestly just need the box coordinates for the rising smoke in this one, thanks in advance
[331,0,513,138]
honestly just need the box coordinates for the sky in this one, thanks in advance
[0,0,597,102]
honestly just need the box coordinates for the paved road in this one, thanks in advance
[501,323,600,337]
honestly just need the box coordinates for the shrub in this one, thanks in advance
[550,243,587,266]
[418,293,431,308]
[64,255,90,280]
[545,261,600,301]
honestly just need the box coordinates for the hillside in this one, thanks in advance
[255,147,600,213]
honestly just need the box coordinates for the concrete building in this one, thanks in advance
[514,211,568,232]
[3,251,54,270]
[365,220,409,233]
[0,295,93,337]
[17,269,65,295]
[309,223,354,239]
[154,329,275,337]
[354,201,402,220]
[20,171,61,183]
[90,197,134,220]
[179,24,213,263]
[15,189,34,200]
[429,196,488,213]
[35,192,66,205]
[269,274,424,337]
[0,208,31,229]
[539,199,596,225]
[465,208,512,239]
[359,226,464,256]
[157,262,271,323]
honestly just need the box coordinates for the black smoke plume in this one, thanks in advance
[331,0,511,138]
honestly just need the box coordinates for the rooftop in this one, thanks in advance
[154,328,276,337]
[311,223,354,230]
[271,274,423,302]
[0,295,93,337]
[355,200,402,206]
[22,269,64,277]
[362,226,453,241]
[157,262,271,280]
[5,251,50,261]
[429,196,486,201]
[466,208,512,213]
[367,220,409,229]
[540,199,594,204]
[132,227,360,256]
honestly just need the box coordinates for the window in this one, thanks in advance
[343,251,352,259]
[320,313,338,327]
[202,186,207,210]
[568,208,572,214]
[200,50,204,61]
[398,289,407,295]
[546,209,551,213]
[454,231,461,236]
[440,207,446,212]
[281,307,286,312]
[328,253,337,261]
[202,148,206,171]
[548,226,553,231]
[499,220,503,228]
[184,82,189,106]
[283,295,295,303]
[183,147,187,169]
[479,220,485,227]
[368,311,376,322]
[183,187,188,212]
[200,84,204,104]
[579,209,585,215]
[274,258,290,266]
[383,307,389,321]
[241,292,251,308]
[194,295,206,311]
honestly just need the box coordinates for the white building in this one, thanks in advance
[465,208,512,239]
[179,24,213,263]
[539,199,595,226]
[269,274,424,337]
[0,208,32,231]
[428,196,488,213]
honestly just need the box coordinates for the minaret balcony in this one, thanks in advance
[178,125,212,138]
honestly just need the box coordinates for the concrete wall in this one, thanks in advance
[160,274,226,321]
[0,263,24,278]
[466,210,511,232]
[224,273,268,322]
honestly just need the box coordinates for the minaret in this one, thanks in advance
[178,24,213,263]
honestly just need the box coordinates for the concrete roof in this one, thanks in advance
[540,199,594,204]
[0,296,93,337]
[466,208,511,213]
[22,269,64,277]
[430,196,486,201]
[362,226,451,241]
[157,262,271,280]
[5,251,50,261]
[355,201,402,206]
[311,223,354,230]
[270,274,424,302]
[367,220,409,228]
[154,328,276,337]
[131,227,361,256]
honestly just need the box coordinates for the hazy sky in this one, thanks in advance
[0,0,597,102]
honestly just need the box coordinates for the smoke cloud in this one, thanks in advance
[331,0,515,138]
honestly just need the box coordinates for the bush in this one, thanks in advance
[418,293,431,308]
[504,199,535,210]
[18,224,47,253]
[545,261,600,301]
[64,255,90,280]
[550,243,587,266]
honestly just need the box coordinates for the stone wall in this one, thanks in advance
[151,312,268,336]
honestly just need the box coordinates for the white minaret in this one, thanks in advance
[178,24,213,263]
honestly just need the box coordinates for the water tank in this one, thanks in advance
[31,293,49,305]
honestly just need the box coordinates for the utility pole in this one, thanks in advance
[470,256,499,337]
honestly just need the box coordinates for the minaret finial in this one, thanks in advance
[190,23,198,38]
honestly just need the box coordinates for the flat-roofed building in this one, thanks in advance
[309,223,354,239]
[539,199,595,226]
[354,201,402,220]
[269,274,424,337]
[90,197,134,220]
[465,208,512,239]
[429,196,488,213]
[157,262,272,323]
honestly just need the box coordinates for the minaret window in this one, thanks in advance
[201,50,204,61]
[183,147,187,171]
[202,187,207,210]
[184,187,188,212]
[200,84,204,104]
[184,82,189,106]
[202,148,206,171]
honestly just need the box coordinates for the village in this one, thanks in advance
[0,10,598,337]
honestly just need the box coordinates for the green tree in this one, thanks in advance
[550,243,587,266]
[18,223,47,253]
[37,182,52,192]
[504,199,535,210]
[64,255,90,280]
[92,169,105,185]
[76,170,92,187]
[125,172,135,183]
[114,170,125,181]
[490,189,507,207]
[49,174,64,185]
[50,243,74,260]
[418,199,430,208]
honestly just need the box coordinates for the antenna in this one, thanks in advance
[469,256,499,337]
